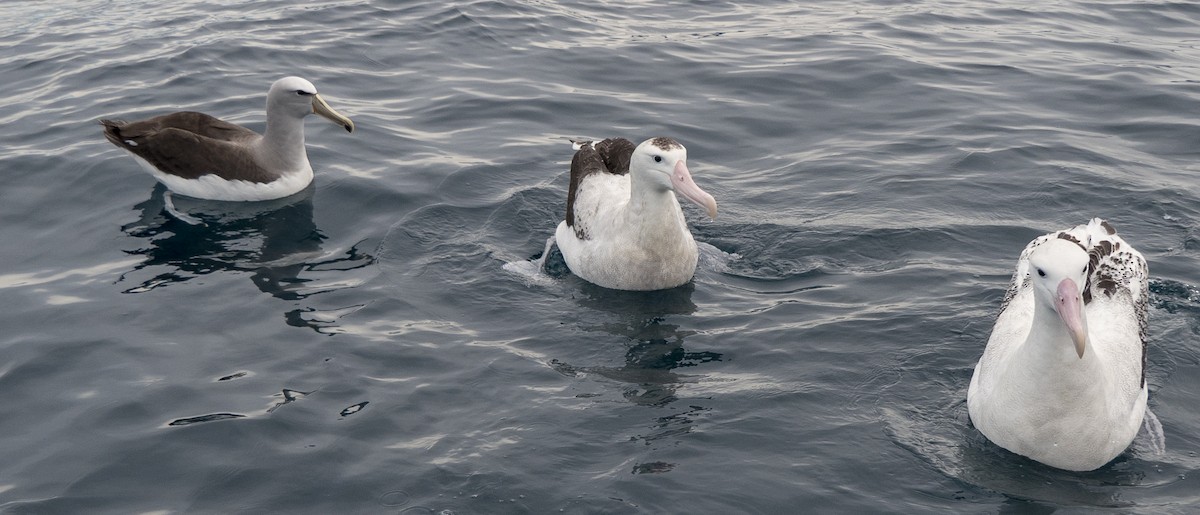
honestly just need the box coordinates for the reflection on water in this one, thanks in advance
[554,281,722,476]
[544,247,721,406]
[118,185,376,332]
[554,316,722,407]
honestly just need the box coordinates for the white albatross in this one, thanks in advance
[100,76,354,202]
[967,218,1150,471]
[554,137,718,291]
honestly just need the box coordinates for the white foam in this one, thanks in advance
[162,191,205,226]
[1140,407,1166,455]
[502,235,556,286]
[697,241,740,273]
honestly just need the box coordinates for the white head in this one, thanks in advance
[631,137,718,219]
[267,76,354,133]
[1027,238,1091,358]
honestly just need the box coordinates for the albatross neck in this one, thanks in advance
[625,178,690,247]
[1021,302,1104,384]
[260,103,311,172]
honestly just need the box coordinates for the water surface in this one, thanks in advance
[2,1,1200,513]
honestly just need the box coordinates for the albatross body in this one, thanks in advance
[100,76,354,201]
[554,137,718,291]
[967,218,1149,471]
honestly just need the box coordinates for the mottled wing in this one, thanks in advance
[594,137,635,176]
[1076,218,1149,389]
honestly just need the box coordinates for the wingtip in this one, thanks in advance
[99,119,122,144]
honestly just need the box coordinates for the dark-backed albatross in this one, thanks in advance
[554,137,718,291]
[100,76,354,201]
[967,218,1150,471]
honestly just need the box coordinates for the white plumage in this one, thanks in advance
[967,218,1149,471]
[554,137,718,291]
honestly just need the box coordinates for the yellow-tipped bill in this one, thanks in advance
[312,94,354,133]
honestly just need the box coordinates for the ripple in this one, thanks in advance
[4,0,1200,513]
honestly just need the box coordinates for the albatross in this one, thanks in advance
[100,76,354,201]
[554,137,718,291]
[967,218,1150,471]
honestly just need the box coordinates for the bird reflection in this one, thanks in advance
[542,246,722,406]
[548,297,719,410]
[548,285,721,478]
[118,184,375,332]
[603,318,721,406]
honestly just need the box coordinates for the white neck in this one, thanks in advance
[259,102,310,173]
[1017,302,1106,394]
[625,174,690,247]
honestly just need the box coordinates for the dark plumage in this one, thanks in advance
[565,138,636,233]
[101,113,274,183]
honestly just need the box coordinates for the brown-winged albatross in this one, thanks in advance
[967,218,1150,471]
[554,137,718,291]
[100,76,354,201]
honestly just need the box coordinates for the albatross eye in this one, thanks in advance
[654,155,662,163]
[296,90,312,96]
[1036,268,1046,277]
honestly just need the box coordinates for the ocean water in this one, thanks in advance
[2,0,1200,513]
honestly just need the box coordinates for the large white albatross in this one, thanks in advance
[554,137,718,291]
[100,76,354,201]
[967,218,1150,471]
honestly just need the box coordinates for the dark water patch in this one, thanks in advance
[167,413,246,426]
[340,401,368,417]
[216,371,250,382]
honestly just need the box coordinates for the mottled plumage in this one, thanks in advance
[968,218,1149,471]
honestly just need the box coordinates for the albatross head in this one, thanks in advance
[268,76,355,133]
[631,137,718,219]
[1028,238,1090,358]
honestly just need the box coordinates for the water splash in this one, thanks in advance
[697,241,740,274]
[501,235,556,286]
[1140,407,1166,456]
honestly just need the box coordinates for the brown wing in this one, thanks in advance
[564,137,637,237]
[566,142,603,231]
[594,137,635,176]
[100,112,276,183]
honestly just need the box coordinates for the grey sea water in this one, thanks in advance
[2,0,1200,513]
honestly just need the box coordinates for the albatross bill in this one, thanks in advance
[311,93,354,133]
